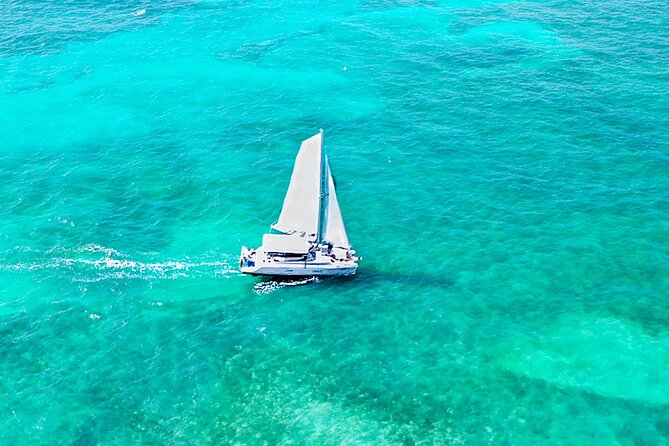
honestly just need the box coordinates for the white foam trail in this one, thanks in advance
[253,277,319,295]
[0,245,239,282]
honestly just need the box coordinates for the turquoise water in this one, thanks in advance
[1,0,669,443]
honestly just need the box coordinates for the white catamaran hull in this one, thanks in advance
[240,246,357,277]
[241,263,357,277]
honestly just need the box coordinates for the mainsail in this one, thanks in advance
[322,160,350,248]
[272,131,349,248]
[272,133,322,239]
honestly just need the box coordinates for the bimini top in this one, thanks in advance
[261,234,311,254]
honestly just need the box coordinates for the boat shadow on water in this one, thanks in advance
[249,267,455,295]
[351,267,456,290]
[251,273,355,294]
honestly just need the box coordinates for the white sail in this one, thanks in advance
[323,160,350,248]
[273,132,322,240]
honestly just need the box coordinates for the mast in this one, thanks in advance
[316,129,329,244]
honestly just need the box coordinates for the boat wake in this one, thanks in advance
[253,277,320,295]
[0,244,239,282]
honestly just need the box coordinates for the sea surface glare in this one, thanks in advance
[1,0,668,444]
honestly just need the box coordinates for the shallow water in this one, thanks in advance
[1,0,668,444]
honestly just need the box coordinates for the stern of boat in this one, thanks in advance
[239,246,257,274]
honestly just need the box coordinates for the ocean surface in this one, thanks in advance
[1,0,668,444]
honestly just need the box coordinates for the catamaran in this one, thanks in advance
[240,130,359,277]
